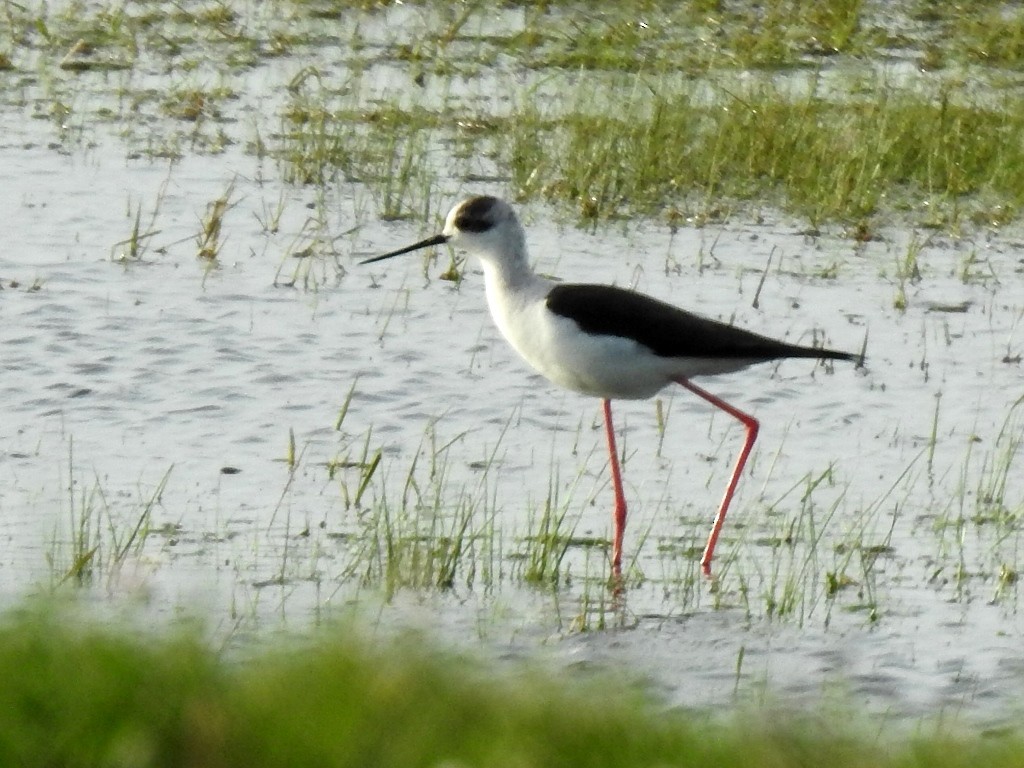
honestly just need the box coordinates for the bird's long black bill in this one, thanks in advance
[359,233,449,265]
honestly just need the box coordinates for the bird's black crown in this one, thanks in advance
[453,196,499,233]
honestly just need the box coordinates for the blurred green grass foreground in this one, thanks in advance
[0,604,1022,768]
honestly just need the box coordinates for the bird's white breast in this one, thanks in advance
[482,269,681,400]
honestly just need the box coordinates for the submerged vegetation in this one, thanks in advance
[38,372,1024,635]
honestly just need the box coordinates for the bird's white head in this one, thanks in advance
[360,195,528,272]
[442,196,526,266]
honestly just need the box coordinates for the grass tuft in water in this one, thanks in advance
[972,395,1024,527]
[343,418,505,596]
[48,440,173,590]
[519,470,576,587]
[197,180,238,262]
[276,73,439,219]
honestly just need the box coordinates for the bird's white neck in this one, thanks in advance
[474,237,551,357]
[472,224,537,292]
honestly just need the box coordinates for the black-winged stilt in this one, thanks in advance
[362,196,859,577]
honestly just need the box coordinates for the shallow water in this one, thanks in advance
[3,1,1024,732]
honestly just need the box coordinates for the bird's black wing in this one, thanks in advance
[546,283,853,362]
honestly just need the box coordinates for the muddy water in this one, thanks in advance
[3,8,1024,730]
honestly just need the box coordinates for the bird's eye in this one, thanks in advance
[455,215,491,233]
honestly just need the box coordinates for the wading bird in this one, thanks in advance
[362,196,859,578]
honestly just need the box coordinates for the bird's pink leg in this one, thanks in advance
[602,398,627,578]
[674,378,760,576]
